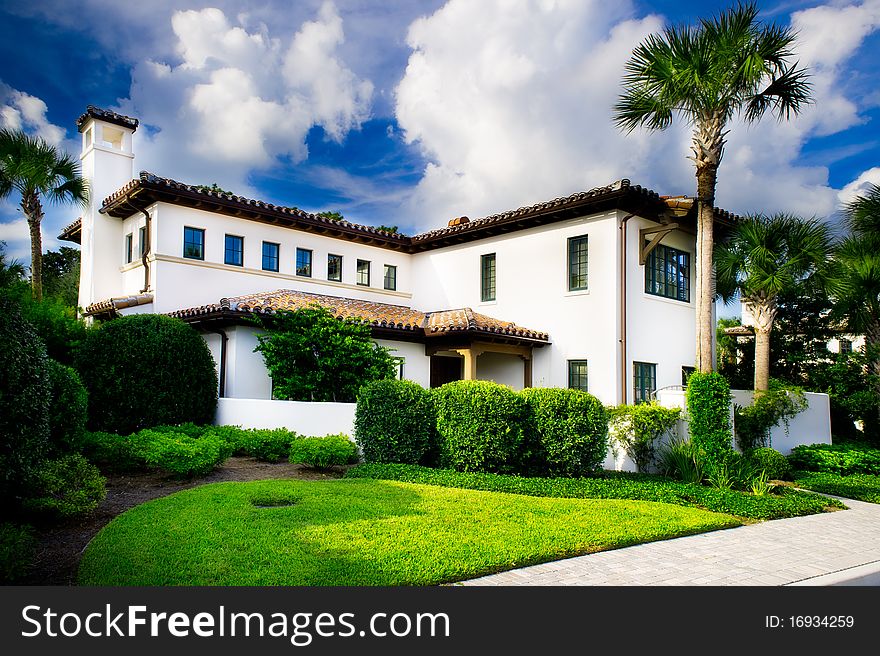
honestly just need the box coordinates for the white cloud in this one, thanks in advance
[0,216,62,263]
[838,167,880,204]
[0,83,66,146]
[394,0,880,229]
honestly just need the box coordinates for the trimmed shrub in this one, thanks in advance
[520,387,608,476]
[608,403,681,473]
[75,314,218,435]
[788,443,880,476]
[289,434,359,470]
[23,454,106,518]
[237,428,299,462]
[45,360,88,455]
[140,429,231,478]
[0,296,50,505]
[78,431,148,473]
[686,372,733,463]
[747,447,793,481]
[433,380,530,474]
[355,379,437,465]
[0,523,36,583]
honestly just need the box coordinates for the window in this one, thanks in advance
[357,259,370,286]
[138,226,146,257]
[125,233,133,264]
[633,362,657,404]
[384,264,397,291]
[839,338,852,353]
[645,243,690,302]
[262,241,279,272]
[328,254,343,282]
[481,253,496,302]
[224,234,244,267]
[183,227,205,260]
[568,235,588,291]
[681,366,696,387]
[394,357,405,380]
[296,248,312,277]
[568,360,588,391]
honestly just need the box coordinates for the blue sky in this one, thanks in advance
[1,0,879,273]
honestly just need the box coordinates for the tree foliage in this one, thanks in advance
[254,305,397,402]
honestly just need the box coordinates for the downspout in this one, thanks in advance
[208,327,228,398]
[618,213,636,405]
[138,206,152,293]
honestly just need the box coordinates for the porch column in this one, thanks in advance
[521,354,532,388]
[453,347,481,380]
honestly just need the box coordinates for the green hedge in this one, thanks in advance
[0,523,36,583]
[76,314,218,435]
[521,387,608,476]
[747,447,792,481]
[355,379,437,465]
[346,463,843,520]
[686,372,733,462]
[78,431,147,473]
[23,454,106,518]
[45,360,88,455]
[788,443,880,476]
[139,429,232,478]
[794,472,880,504]
[289,434,359,470]
[434,380,529,474]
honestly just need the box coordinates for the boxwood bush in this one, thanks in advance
[788,443,880,476]
[686,372,733,463]
[434,380,529,474]
[75,314,218,435]
[23,454,106,518]
[78,431,148,473]
[0,296,50,505]
[139,429,232,478]
[236,428,300,462]
[747,447,792,481]
[289,434,359,470]
[355,379,437,465]
[520,387,608,476]
[45,360,88,455]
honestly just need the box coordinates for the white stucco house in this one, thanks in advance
[62,105,742,408]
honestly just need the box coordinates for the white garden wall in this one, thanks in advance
[215,398,356,437]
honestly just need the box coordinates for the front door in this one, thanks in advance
[430,355,463,388]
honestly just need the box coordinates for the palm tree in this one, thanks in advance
[715,214,833,392]
[0,129,88,301]
[833,184,880,429]
[613,2,811,373]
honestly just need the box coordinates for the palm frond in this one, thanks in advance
[843,183,880,236]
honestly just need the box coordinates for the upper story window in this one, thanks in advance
[357,259,370,286]
[138,226,146,257]
[568,360,588,392]
[262,241,279,272]
[645,243,690,302]
[225,234,244,267]
[480,253,496,302]
[384,264,397,291]
[568,235,588,291]
[183,227,205,260]
[296,248,312,277]
[839,338,853,353]
[328,254,343,282]
[633,362,657,405]
[125,233,133,264]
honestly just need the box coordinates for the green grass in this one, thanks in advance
[78,479,740,586]
[345,464,845,520]
[794,472,880,504]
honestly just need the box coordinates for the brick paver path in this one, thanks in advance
[461,496,880,586]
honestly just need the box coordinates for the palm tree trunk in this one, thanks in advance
[695,166,717,373]
[22,192,44,302]
[747,299,777,393]
[865,320,880,434]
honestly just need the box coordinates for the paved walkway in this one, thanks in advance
[461,496,880,586]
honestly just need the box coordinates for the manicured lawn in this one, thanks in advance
[78,479,739,586]
[346,464,845,520]
[794,472,880,504]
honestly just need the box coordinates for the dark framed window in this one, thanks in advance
[568,235,588,291]
[296,248,312,277]
[262,241,279,272]
[634,362,657,405]
[839,338,852,353]
[125,233,133,264]
[224,234,244,267]
[646,243,690,302]
[138,226,146,257]
[328,254,343,282]
[357,259,370,286]
[681,366,696,387]
[183,227,205,260]
[480,253,496,302]
[568,360,588,391]
[384,264,397,291]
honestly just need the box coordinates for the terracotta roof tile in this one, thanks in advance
[58,217,82,243]
[83,293,153,317]
[77,105,139,132]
